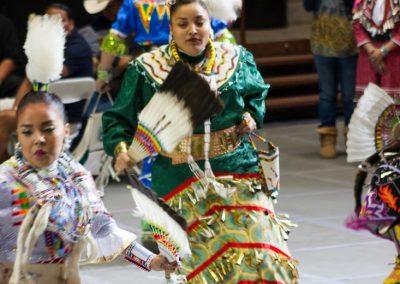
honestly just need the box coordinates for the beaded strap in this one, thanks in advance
[100,33,127,56]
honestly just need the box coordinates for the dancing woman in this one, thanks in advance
[103,0,298,282]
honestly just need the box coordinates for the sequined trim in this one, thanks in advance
[101,32,127,56]
[353,0,400,35]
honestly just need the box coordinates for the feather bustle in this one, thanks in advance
[203,0,242,22]
[347,83,396,162]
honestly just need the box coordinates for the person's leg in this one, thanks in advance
[338,54,357,144]
[0,110,17,162]
[338,54,357,126]
[314,55,338,158]
[314,55,338,127]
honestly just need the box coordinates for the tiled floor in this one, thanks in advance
[81,119,396,283]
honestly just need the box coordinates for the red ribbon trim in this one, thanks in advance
[187,242,292,281]
[186,205,274,233]
[163,172,261,201]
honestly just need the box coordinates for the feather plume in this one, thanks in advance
[24,14,65,85]
[126,171,187,229]
[203,0,242,22]
[128,62,223,162]
[127,174,191,262]
[347,83,396,163]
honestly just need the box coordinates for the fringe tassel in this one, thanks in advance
[10,203,52,284]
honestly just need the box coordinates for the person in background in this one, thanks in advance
[304,0,357,159]
[0,3,93,163]
[94,0,236,94]
[0,13,24,100]
[353,0,400,98]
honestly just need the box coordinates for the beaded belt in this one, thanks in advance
[161,125,242,164]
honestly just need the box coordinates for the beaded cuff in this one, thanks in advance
[124,242,155,272]
[114,141,129,157]
[97,69,112,82]
[101,33,127,56]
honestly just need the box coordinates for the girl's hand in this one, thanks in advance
[149,254,178,273]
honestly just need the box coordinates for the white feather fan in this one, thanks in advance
[129,185,191,262]
[347,83,397,163]
[128,62,223,163]
[24,14,65,85]
[203,0,242,22]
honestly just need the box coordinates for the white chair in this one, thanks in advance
[48,77,95,141]
[48,76,95,114]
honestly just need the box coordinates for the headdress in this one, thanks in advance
[24,14,65,91]
[346,83,399,163]
[166,0,242,22]
[202,0,242,22]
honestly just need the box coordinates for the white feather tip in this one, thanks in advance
[203,0,242,22]
[24,14,66,85]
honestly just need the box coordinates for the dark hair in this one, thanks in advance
[170,0,208,17]
[17,91,67,123]
[46,2,73,20]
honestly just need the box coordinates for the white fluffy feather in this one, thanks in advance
[129,186,191,261]
[347,83,395,163]
[203,0,242,22]
[24,14,65,84]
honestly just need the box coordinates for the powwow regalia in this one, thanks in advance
[0,14,169,284]
[103,35,299,282]
[346,83,400,283]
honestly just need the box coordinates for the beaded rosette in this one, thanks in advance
[149,223,180,263]
[128,123,162,162]
[375,104,400,151]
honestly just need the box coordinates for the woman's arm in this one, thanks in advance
[240,48,269,129]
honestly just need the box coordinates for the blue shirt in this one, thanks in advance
[111,0,229,46]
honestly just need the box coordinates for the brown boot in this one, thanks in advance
[316,126,337,159]
[343,126,349,145]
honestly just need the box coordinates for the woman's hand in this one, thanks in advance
[114,152,135,175]
[238,112,257,135]
[368,47,385,74]
[95,78,111,94]
[149,254,178,273]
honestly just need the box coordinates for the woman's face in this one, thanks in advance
[17,102,70,168]
[170,2,211,56]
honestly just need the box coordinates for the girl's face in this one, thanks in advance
[17,102,70,168]
[170,2,211,56]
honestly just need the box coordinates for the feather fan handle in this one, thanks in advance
[202,0,242,22]
[127,181,191,262]
[128,62,223,162]
[24,14,65,85]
